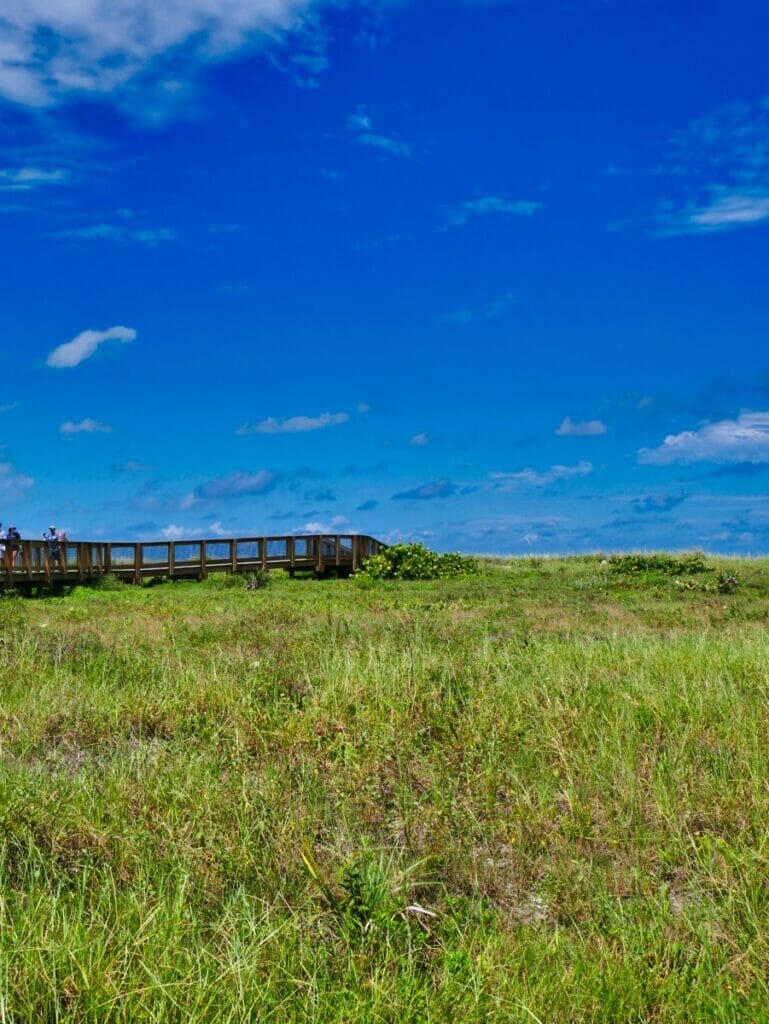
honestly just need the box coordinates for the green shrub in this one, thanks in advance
[716,572,740,594]
[244,569,269,590]
[609,552,707,576]
[358,542,479,581]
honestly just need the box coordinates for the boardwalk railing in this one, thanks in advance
[0,534,385,589]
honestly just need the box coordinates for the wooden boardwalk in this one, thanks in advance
[0,534,385,591]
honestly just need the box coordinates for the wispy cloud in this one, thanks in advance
[649,98,769,236]
[555,416,608,437]
[446,195,542,228]
[0,1,327,111]
[490,461,594,488]
[47,325,137,368]
[654,188,769,236]
[356,499,377,511]
[638,410,769,465]
[50,223,176,245]
[631,494,687,514]
[0,166,67,190]
[161,524,205,541]
[347,112,411,157]
[112,460,149,474]
[409,432,430,447]
[188,469,278,502]
[438,290,518,325]
[393,479,457,500]
[0,462,33,494]
[236,411,349,435]
[60,418,112,435]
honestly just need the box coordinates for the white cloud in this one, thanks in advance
[0,166,67,190]
[347,111,411,157]
[409,432,430,447]
[47,325,137,368]
[638,411,769,465]
[655,189,769,236]
[555,416,608,437]
[490,461,594,488]
[236,411,349,435]
[51,223,176,245]
[447,195,542,227]
[59,418,112,434]
[0,1,324,110]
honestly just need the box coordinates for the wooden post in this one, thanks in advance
[168,541,175,579]
[134,544,141,585]
[230,539,237,575]
[200,542,207,580]
[261,539,267,571]
[22,541,32,582]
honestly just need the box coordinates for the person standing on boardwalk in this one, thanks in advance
[43,526,60,566]
[0,524,5,566]
[56,527,67,566]
[6,525,20,566]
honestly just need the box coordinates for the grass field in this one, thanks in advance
[1,555,768,1022]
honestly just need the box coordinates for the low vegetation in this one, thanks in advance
[356,541,480,580]
[0,553,767,1021]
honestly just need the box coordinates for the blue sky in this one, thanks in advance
[2,0,769,553]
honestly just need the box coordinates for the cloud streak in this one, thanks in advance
[47,326,137,368]
[654,189,769,236]
[347,112,411,157]
[236,411,349,435]
[0,166,67,190]
[447,195,542,227]
[392,479,457,500]
[189,469,278,502]
[490,461,593,488]
[51,224,176,245]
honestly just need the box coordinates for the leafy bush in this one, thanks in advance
[358,542,479,581]
[609,553,708,576]
[717,572,740,595]
[244,569,269,590]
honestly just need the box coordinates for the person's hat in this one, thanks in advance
[50,525,56,531]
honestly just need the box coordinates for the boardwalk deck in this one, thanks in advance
[0,534,385,591]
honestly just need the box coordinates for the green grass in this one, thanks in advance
[1,556,768,1021]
